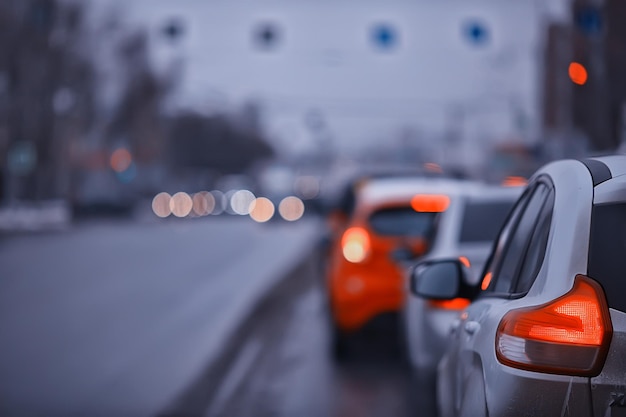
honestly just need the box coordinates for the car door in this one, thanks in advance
[443,180,554,417]
[586,194,626,417]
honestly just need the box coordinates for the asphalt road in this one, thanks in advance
[0,216,414,417]
[182,245,413,417]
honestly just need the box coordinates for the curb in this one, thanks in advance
[159,221,324,416]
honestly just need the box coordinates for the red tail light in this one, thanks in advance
[411,194,450,212]
[341,227,371,263]
[428,298,471,310]
[496,275,612,376]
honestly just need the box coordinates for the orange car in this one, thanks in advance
[326,176,455,337]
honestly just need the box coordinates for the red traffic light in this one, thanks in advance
[569,62,588,85]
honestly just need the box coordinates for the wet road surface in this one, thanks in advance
[0,217,418,417]
[194,248,415,417]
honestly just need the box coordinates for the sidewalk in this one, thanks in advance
[0,200,71,232]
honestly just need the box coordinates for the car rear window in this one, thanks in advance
[588,203,626,312]
[459,200,515,243]
[368,207,437,237]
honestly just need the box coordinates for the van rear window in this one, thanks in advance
[459,201,515,243]
[369,207,437,237]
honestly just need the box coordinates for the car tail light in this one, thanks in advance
[411,194,450,212]
[428,298,471,310]
[496,275,612,376]
[502,176,528,187]
[341,227,370,263]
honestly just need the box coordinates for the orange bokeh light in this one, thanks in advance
[341,227,370,263]
[481,271,493,291]
[424,162,443,173]
[568,62,588,86]
[502,176,528,187]
[459,256,471,268]
[110,148,132,173]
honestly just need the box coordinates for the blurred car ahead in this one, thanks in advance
[411,156,626,417]
[402,183,521,388]
[326,176,465,356]
[322,166,445,239]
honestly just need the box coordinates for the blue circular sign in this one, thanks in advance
[463,20,490,46]
[575,6,602,36]
[253,22,281,50]
[371,23,399,51]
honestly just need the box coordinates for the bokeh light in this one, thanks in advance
[170,192,193,218]
[115,162,137,184]
[230,190,256,215]
[192,191,216,216]
[502,176,528,187]
[568,62,588,86]
[294,176,320,199]
[481,271,493,290]
[249,197,275,223]
[152,192,172,218]
[224,190,238,215]
[110,148,132,173]
[424,162,444,174]
[278,196,305,221]
[210,190,226,215]
[341,227,370,263]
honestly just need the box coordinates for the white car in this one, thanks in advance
[411,155,626,417]
[402,182,521,406]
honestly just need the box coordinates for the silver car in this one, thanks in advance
[402,182,521,410]
[411,156,626,417]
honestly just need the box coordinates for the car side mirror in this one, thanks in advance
[410,259,471,300]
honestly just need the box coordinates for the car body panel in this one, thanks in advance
[404,183,521,374]
[588,162,626,417]
[436,156,626,417]
[590,310,626,417]
[327,177,465,331]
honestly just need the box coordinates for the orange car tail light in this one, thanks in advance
[428,298,471,310]
[496,275,612,376]
[341,227,371,263]
[502,176,528,187]
[411,194,450,213]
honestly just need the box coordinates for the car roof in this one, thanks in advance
[356,177,466,206]
[533,155,626,194]
[356,177,521,207]
[589,154,626,178]
[427,183,522,255]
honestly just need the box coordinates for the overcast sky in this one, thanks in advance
[86,0,570,156]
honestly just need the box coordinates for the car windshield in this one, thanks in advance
[459,200,515,243]
[368,207,438,237]
[588,202,626,312]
